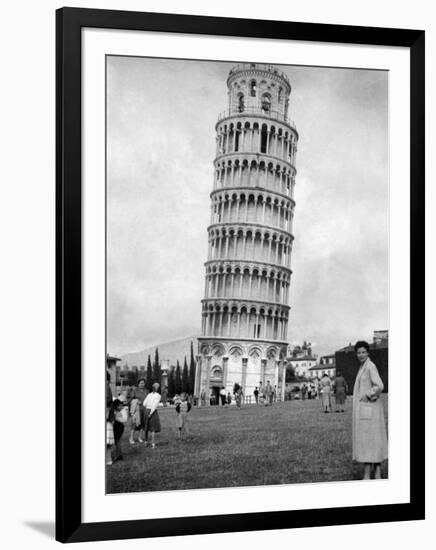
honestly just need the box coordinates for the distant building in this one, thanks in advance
[373,330,389,345]
[307,354,336,379]
[288,355,318,378]
[286,342,317,377]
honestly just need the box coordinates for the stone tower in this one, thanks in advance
[195,63,298,405]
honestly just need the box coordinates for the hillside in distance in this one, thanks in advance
[121,335,198,368]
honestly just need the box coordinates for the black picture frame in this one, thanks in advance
[56,7,425,543]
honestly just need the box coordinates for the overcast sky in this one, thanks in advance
[107,56,388,358]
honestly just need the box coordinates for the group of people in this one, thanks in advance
[106,378,161,465]
[318,370,348,413]
[106,340,388,479]
[106,377,192,466]
[253,380,276,405]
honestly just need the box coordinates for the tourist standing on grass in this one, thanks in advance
[175,394,191,439]
[235,386,243,408]
[143,383,161,448]
[109,399,128,463]
[227,391,232,406]
[334,370,348,412]
[320,372,332,413]
[314,378,320,399]
[253,386,259,404]
[220,386,227,406]
[106,371,114,465]
[265,380,273,406]
[352,341,388,480]
[128,378,148,444]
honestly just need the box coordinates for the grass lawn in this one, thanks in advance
[106,394,388,493]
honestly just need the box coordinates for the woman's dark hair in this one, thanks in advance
[137,378,146,386]
[108,399,121,422]
[354,340,370,353]
[106,370,110,382]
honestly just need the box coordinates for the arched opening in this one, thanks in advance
[260,124,268,153]
[250,80,257,97]
[237,93,245,113]
[261,93,271,114]
[234,129,240,152]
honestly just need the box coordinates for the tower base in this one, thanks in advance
[195,337,288,405]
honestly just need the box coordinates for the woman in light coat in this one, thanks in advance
[319,373,332,413]
[352,341,388,479]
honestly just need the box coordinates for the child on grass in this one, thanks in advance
[107,399,128,463]
[175,393,192,439]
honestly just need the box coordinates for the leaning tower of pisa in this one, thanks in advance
[195,63,298,405]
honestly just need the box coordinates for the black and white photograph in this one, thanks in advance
[105,57,389,494]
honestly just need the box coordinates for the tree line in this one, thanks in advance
[118,341,197,397]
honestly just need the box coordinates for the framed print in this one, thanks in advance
[56,7,425,543]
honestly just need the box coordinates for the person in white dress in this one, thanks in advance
[143,383,161,449]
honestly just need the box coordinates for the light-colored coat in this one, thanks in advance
[352,359,388,463]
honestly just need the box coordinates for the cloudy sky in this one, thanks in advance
[107,56,388,358]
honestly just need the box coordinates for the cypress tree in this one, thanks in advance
[168,366,175,398]
[182,356,189,394]
[145,355,153,390]
[152,347,162,386]
[189,341,196,395]
[175,360,182,395]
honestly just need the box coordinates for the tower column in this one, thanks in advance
[223,357,229,388]
[274,360,279,389]
[205,356,212,406]
[260,359,266,386]
[241,357,248,394]
[195,355,202,398]
[281,360,287,402]
[214,274,219,297]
